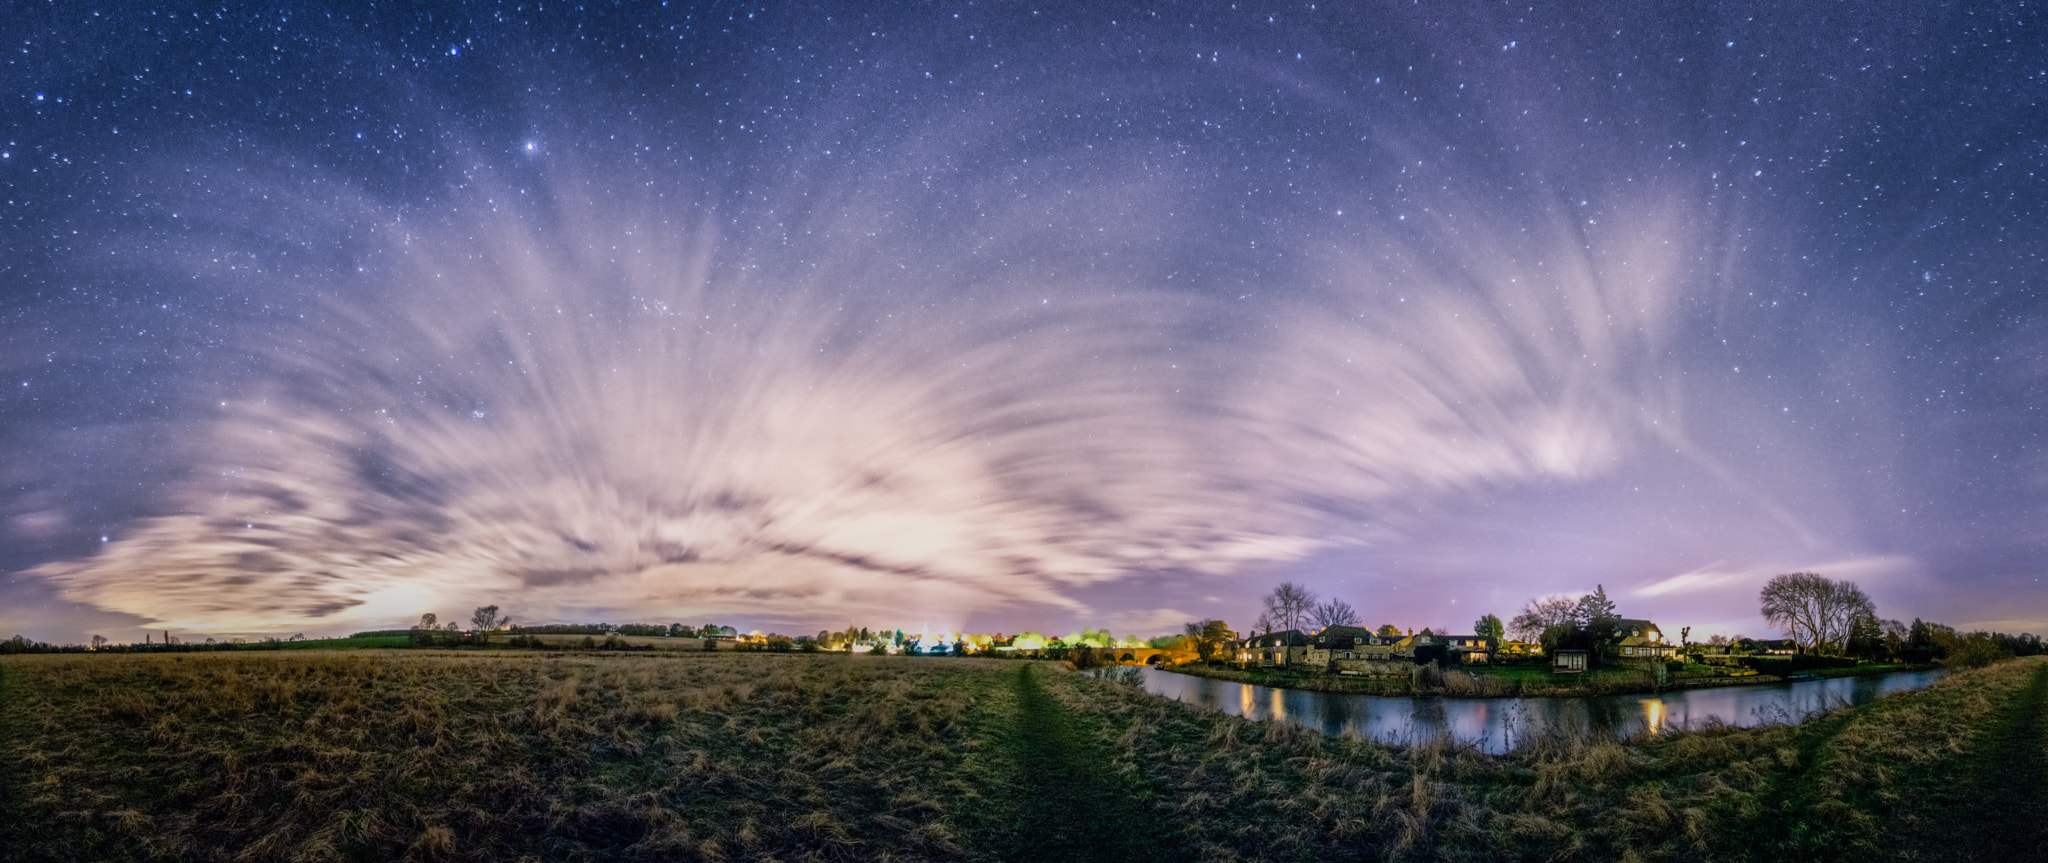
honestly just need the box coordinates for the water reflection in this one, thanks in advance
[1127,667,1946,753]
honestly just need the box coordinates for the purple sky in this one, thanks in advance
[4,1,2044,644]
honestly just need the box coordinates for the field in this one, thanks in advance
[2,652,2042,862]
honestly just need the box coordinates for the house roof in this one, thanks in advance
[1250,630,1309,647]
[1311,625,1375,646]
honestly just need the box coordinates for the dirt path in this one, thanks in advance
[985,665,1174,862]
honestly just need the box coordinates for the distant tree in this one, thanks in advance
[1680,626,1691,646]
[470,605,501,643]
[1760,573,1873,655]
[1509,595,1578,642]
[867,642,885,655]
[1184,619,1234,663]
[952,640,967,656]
[1706,634,1730,647]
[1574,585,1618,626]
[1473,614,1505,644]
[90,634,108,650]
[1947,633,2013,669]
[1846,611,1885,660]
[288,633,306,642]
[1261,582,1317,633]
[1252,612,1276,635]
[1376,624,1401,638]
[1309,598,1360,631]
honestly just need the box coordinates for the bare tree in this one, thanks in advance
[1261,582,1318,633]
[1309,598,1360,631]
[90,634,108,650]
[471,605,501,643]
[417,612,437,630]
[1759,572,1875,655]
[1508,595,1578,642]
[1251,612,1276,635]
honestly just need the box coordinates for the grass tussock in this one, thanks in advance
[3,651,2038,862]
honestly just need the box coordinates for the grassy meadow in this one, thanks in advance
[1,651,2041,862]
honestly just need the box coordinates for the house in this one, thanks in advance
[1552,649,1589,673]
[1437,634,1494,664]
[1612,619,1675,660]
[1388,631,1431,660]
[1243,630,1310,668]
[1305,626,1399,670]
[1499,640,1542,658]
[1758,639,1799,655]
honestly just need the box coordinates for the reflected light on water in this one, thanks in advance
[1131,667,1946,754]
[1642,698,1667,735]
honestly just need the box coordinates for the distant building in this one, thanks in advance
[1304,626,1397,669]
[1553,649,1590,673]
[1613,619,1675,660]
[1244,630,1310,668]
[1499,640,1542,658]
[1437,634,1494,664]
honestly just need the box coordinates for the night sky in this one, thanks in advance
[4,1,2045,644]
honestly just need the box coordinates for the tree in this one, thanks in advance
[1376,624,1401,638]
[1509,595,1578,642]
[90,634,108,650]
[1261,582,1317,633]
[1706,634,1730,647]
[471,605,501,644]
[1473,614,1504,644]
[1574,585,1618,626]
[412,613,440,646]
[1759,573,1874,655]
[1183,619,1233,663]
[1846,611,1885,660]
[1309,598,1360,631]
[1252,612,1276,635]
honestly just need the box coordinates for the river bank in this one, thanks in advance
[1163,659,1939,698]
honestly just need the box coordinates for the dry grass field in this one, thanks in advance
[2,651,2040,862]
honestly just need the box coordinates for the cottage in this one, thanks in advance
[1612,618,1675,660]
[1552,649,1589,673]
[1758,639,1799,655]
[1437,634,1494,664]
[1242,630,1310,668]
[1304,625,1405,674]
[1498,640,1542,658]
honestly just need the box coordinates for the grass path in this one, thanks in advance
[1941,661,2048,861]
[982,666,1174,862]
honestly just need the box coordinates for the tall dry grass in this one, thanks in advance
[0,651,1000,862]
[3,651,2035,862]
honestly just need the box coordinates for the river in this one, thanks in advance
[1123,666,1947,753]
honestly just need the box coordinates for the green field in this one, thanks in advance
[2,651,2040,862]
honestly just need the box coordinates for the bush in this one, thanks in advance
[1946,635,2013,669]
[1742,654,1858,675]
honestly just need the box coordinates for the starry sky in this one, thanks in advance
[3,1,2045,644]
